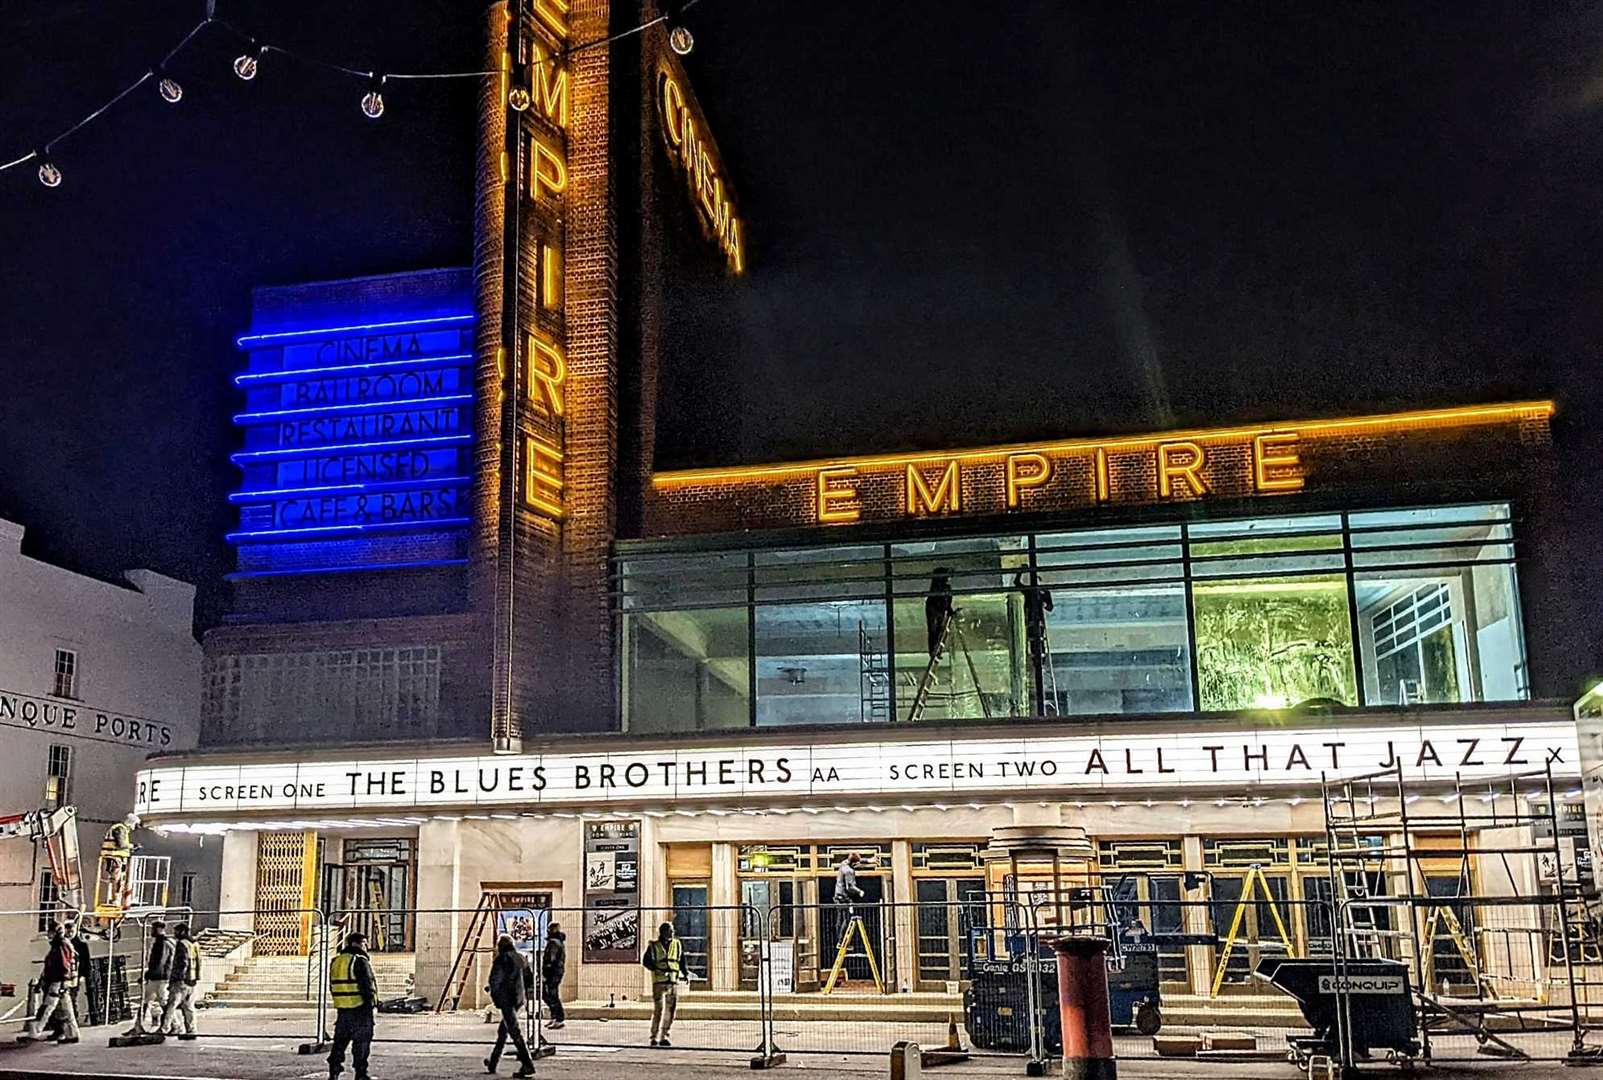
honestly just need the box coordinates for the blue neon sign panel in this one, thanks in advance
[229,300,476,578]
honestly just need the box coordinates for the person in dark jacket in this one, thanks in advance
[70,925,95,1028]
[925,569,953,659]
[482,934,535,1077]
[328,931,377,1080]
[161,923,201,1038]
[131,920,174,1036]
[26,923,79,1043]
[541,923,566,1029]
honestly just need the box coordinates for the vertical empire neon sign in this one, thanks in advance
[516,0,570,520]
[228,311,477,577]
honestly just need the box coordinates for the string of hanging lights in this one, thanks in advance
[2,0,705,188]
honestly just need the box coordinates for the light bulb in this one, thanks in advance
[234,51,260,80]
[158,76,183,104]
[37,159,61,188]
[361,77,385,119]
[507,87,530,112]
[668,24,694,55]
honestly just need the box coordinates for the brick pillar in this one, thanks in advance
[561,0,621,733]
[473,0,617,744]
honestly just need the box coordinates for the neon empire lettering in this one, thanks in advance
[809,434,1305,524]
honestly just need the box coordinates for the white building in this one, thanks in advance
[0,517,219,993]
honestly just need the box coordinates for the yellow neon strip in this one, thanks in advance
[651,401,1554,488]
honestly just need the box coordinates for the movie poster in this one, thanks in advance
[495,891,552,956]
[583,821,640,962]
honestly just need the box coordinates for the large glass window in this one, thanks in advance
[1035,527,1191,715]
[890,537,1029,721]
[611,501,1529,729]
[624,608,751,733]
[755,545,888,726]
[1189,516,1356,710]
[1349,504,1525,704]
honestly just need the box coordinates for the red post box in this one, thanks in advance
[1052,936,1115,1080]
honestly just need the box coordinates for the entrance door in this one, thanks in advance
[915,877,985,988]
[671,884,710,981]
[740,878,802,989]
[816,872,888,989]
[1107,874,1189,988]
[1209,873,1292,990]
[331,838,416,954]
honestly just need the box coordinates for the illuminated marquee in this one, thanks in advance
[653,401,1555,527]
[134,715,1578,818]
[656,66,743,273]
[229,312,476,577]
[512,3,571,522]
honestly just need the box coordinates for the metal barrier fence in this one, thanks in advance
[0,905,328,1046]
[9,891,1596,1070]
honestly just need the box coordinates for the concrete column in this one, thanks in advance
[218,829,258,933]
[414,819,462,1004]
[709,842,739,992]
[1182,835,1209,996]
[892,839,916,992]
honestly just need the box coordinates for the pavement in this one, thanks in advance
[0,1008,1597,1080]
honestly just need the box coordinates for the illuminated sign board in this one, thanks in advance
[229,312,476,577]
[651,401,1555,528]
[656,65,744,273]
[510,2,571,522]
[135,715,1576,818]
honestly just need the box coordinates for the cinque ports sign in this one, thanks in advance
[134,718,1577,818]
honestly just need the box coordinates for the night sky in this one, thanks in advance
[1,2,1600,662]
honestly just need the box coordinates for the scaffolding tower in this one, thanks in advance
[1322,761,1597,1065]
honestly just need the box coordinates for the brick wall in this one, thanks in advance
[472,1,619,745]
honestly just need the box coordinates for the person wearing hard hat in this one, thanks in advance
[102,814,139,858]
[328,931,376,1080]
[99,813,140,914]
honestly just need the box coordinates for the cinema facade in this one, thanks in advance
[134,1,1584,1009]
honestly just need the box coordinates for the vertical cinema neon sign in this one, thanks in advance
[519,0,570,520]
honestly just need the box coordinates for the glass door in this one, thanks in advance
[671,883,710,981]
[1208,873,1291,990]
[915,877,985,989]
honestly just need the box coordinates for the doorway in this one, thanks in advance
[321,838,416,952]
[915,877,985,988]
[816,871,888,987]
[1208,872,1291,990]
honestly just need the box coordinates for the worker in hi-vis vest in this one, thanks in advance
[102,814,138,857]
[642,921,686,1048]
[327,931,376,1080]
[98,813,139,915]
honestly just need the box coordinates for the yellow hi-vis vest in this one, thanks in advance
[647,938,683,984]
[329,953,366,1010]
[102,822,132,856]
